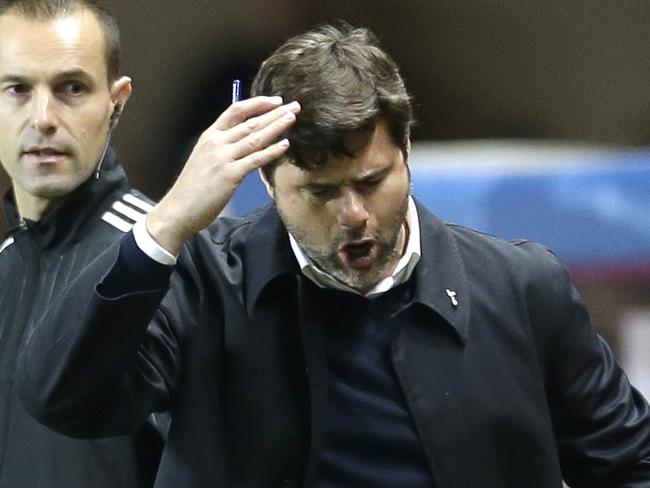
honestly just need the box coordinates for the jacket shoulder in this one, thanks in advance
[445,222,581,356]
[201,204,275,246]
[446,222,566,284]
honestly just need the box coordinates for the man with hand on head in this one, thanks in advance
[17,22,650,487]
[0,1,164,486]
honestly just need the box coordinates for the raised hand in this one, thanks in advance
[146,97,300,255]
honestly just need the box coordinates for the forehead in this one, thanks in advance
[279,120,406,186]
[0,10,107,80]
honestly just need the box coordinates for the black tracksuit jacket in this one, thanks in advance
[0,150,164,487]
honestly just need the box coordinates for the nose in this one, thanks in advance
[29,91,58,135]
[337,189,369,230]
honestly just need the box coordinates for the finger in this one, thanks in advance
[229,110,297,161]
[234,138,291,176]
[211,96,284,131]
[223,101,301,145]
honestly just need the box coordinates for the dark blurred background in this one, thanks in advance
[102,0,650,199]
[2,0,650,393]
[4,0,650,219]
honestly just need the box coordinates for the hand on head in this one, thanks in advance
[146,96,300,255]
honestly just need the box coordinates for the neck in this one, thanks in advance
[13,185,60,222]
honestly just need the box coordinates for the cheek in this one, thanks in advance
[293,201,328,233]
[375,176,409,218]
[0,128,19,171]
[281,194,336,241]
[73,102,110,136]
[72,109,110,157]
[0,113,18,143]
[80,111,109,137]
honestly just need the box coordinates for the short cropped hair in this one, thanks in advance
[252,21,414,181]
[0,0,121,81]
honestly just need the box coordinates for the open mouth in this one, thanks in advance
[338,240,377,270]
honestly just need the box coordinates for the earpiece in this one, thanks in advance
[109,103,122,130]
[96,103,122,180]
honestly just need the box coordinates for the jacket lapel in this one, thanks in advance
[411,200,470,342]
[391,200,477,486]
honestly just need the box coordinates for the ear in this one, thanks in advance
[109,76,133,127]
[258,168,275,200]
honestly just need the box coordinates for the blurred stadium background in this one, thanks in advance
[2,0,649,396]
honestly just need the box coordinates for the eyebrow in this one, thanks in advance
[52,68,94,82]
[0,68,93,85]
[302,181,338,192]
[0,74,28,84]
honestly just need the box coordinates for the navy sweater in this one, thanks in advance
[313,286,434,487]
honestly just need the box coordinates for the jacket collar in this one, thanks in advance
[240,204,299,318]
[2,148,128,248]
[241,199,470,342]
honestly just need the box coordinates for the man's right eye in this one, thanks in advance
[309,187,336,198]
[6,84,29,95]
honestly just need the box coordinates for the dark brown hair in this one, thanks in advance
[251,21,414,181]
[0,0,121,81]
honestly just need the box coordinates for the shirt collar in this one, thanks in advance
[288,195,421,298]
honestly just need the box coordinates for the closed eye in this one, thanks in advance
[309,186,337,198]
[358,177,382,189]
[355,172,388,192]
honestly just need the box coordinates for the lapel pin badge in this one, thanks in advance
[445,289,459,308]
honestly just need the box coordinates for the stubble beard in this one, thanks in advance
[280,193,409,292]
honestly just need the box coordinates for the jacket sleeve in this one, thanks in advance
[528,246,650,487]
[16,234,192,439]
